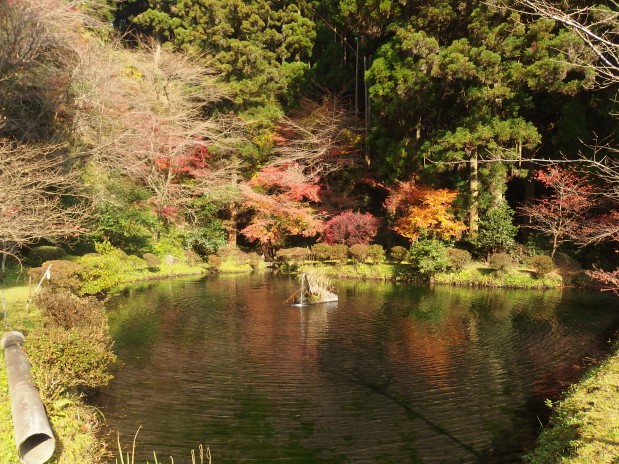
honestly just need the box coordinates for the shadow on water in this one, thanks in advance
[347,371,481,459]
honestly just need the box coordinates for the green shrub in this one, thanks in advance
[389,246,408,262]
[276,247,311,265]
[349,244,369,262]
[368,244,385,263]
[36,289,107,330]
[330,244,349,263]
[408,239,450,280]
[489,252,514,276]
[27,326,116,405]
[529,254,555,278]
[152,232,186,263]
[93,203,156,254]
[246,252,263,269]
[77,253,124,295]
[28,260,83,293]
[311,243,333,261]
[184,222,227,256]
[473,204,518,257]
[184,249,202,265]
[447,248,472,271]
[77,242,147,295]
[143,252,160,271]
[212,249,260,273]
[26,246,66,266]
[311,243,348,262]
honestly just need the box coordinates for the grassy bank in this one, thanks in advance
[433,264,562,289]
[298,261,563,289]
[0,257,210,464]
[527,346,619,463]
[1,271,105,463]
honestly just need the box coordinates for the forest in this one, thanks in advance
[1,0,619,289]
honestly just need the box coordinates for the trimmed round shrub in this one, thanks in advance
[389,246,408,262]
[488,252,514,276]
[77,242,147,295]
[207,254,222,268]
[247,252,263,269]
[27,326,116,404]
[36,288,107,330]
[368,244,386,263]
[27,260,83,293]
[310,243,332,261]
[447,248,472,271]
[311,243,348,262]
[275,247,311,265]
[349,244,370,262]
[330,244,349,263]
[529,254,555,278]
[185,248,202,265]
[408,239,450,280]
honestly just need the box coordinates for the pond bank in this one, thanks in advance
[297,261,563,289]
[0,263,210,463]
[526,344,619,463]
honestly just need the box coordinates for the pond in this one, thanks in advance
[99,272,619,463]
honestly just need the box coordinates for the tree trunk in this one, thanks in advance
[227,205,237,248]
[489,163,506,209]
[469,151,479,236]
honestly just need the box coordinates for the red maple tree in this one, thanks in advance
[322,211,380,246]
[240,164,323,258]
[520,167,597,257]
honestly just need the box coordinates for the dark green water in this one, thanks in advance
[99,273,619,463]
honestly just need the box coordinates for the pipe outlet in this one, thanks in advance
[2,331,56,464]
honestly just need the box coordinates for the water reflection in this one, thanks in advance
[101,274,619,463]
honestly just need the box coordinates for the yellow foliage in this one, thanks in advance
[388,181,466,241]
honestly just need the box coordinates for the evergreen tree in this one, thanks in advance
[118,0,317,106]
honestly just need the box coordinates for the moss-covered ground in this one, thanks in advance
[527,346,619,463]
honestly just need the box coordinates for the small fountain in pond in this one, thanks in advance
[291,272,338,306]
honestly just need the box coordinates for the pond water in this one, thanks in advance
[99,272,619,463]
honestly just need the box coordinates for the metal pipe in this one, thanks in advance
[2,331,55,464]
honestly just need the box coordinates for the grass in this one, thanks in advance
[526,346,619,463]
[0,360,19,464]
[0,267,112,463]
[299,262,399,280]
[298,261,563,289]
[115,428,211,464]
[433,264,563,289]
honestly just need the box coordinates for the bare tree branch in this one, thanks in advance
[269,95,361,179]
[0,140,90,253]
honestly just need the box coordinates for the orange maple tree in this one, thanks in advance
[385,180,466,242]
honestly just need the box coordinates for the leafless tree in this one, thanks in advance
[71,37,243,219]
[269,95,361,179]
[0,141,89,270]
[0,0,93,140]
